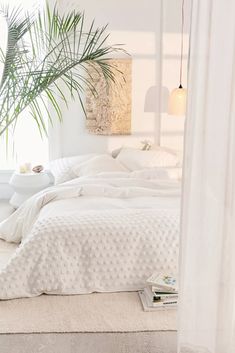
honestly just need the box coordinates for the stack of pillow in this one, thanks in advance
[49,146,182,185]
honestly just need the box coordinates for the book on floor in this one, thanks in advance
[138,290,177,312]
[139,273,178,311]
[144,286,178,303]
[147,273,178,293]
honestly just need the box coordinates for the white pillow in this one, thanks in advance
[164,167,182,180]
[151,144,183,166]
[117,147,179,171]
[50,154,97,184]
[131,167,182,181]
[72,154,128,177]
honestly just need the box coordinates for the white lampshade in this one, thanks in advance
[168,87,187,116]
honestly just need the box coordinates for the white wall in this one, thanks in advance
[50,0,163,158]
[49,0,191,158]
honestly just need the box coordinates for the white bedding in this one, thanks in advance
[0,170,180,299]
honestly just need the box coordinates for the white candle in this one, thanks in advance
[19,165,27,174]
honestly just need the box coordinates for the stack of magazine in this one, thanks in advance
[139,273,178,311]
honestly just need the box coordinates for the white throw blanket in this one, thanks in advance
[0,171,180,299]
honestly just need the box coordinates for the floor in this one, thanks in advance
[0,200,177,353]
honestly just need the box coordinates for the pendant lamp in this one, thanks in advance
[168,0,187,116]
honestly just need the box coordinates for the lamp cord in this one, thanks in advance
[179,0,185,88]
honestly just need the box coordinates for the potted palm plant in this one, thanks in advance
[0,2,122,139]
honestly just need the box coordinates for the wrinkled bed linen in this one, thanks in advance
[0,171,180,299]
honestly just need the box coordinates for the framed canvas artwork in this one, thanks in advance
[85,58,132,135]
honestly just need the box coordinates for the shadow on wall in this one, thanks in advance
[145,86,170,113]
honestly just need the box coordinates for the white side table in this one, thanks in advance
[9,172,51,208]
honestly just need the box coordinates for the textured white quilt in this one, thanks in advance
[0,171,180,299]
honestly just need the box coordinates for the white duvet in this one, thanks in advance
[0,170,180,299]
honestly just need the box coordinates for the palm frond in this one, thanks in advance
[0,1,126,138]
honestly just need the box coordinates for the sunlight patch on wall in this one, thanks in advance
[14,112,48,168]
[0,0,48,170]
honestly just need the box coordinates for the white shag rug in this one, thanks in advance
[0,292,177,334]
[0,332,177,353]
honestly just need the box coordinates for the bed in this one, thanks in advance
[0,152,181,300]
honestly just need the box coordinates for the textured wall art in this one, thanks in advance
[85,58,132,135]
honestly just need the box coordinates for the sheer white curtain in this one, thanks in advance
[178,1,235,353]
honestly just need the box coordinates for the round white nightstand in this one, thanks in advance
[9,172,51,208]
